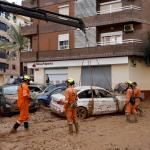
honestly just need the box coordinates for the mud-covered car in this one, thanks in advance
[0,85,38,116]
[50,86,125,119]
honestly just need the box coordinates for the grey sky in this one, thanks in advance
[7,0,21,5]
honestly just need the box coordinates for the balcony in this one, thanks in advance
[84,5,142,27]
[21,24,37,36]
[97,39,143,46]
[21,42,144,63]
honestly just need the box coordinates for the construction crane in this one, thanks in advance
[0,0,85,32]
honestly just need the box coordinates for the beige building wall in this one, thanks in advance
[129,58,150,90]
[0,75,4,86]
[34,68,45,84]
[111,64,129,89]
[68,67,81,86]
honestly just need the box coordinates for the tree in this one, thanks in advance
[0,25,29,75]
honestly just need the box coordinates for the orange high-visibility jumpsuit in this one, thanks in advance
[134,87,141,109]
[17,83,31,123]
[125,88,137,115]
[64,87,78,124]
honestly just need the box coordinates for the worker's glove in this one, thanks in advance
[70,101,77,109]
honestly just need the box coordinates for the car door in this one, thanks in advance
[78,89,95,114]
[93,89,116,115]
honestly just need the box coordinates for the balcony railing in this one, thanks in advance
[84,5,142,27]
[21,42,144,63]
[97,39,143,46]
[97,5,141,15]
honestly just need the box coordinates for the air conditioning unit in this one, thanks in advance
[124,24,134,32]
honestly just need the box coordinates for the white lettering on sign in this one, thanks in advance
[36,62,53,66]
[32,62,53,68]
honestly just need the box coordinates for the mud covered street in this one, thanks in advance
[0,100,150,150]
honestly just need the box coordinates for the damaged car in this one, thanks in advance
[0,85,38,116]
[50,86,125,119]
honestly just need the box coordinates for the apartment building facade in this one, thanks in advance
[21,0,150,97]
[0,8,30,85]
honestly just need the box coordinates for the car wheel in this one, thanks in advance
[0,106,4,116]
[77,107,87,119]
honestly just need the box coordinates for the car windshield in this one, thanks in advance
[44,85,56,93]
[3,86,18,95]
[39,85,47,91]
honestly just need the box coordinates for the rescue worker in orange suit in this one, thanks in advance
[125,81,138,123]
[132,82,142,115]
[60,78,79,135]
[10,75,31,133]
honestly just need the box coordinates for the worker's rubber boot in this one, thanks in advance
[24,122,29,130]
[74,122,79,134]
[126,115,131,123]
[68,124,73,135]
[10,122,20,134]
[134,114,138,123]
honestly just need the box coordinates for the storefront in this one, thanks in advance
[27,57,129,87]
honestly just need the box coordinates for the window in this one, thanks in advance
[0,36,9,42]
[59,4,69,16]
[5,12,10,19]
[12,65,16,70]
[78,90,97,99]
[28,86,41,92]
[13,15,17,23]
[51,87,66,95]
[100,0,122,14]
[101,31,122,45]
[98,90,112,98]
[0,22,9,32]
[3,86,18,95]
[58,34,69,50]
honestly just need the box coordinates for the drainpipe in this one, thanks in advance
[36,0,40,62]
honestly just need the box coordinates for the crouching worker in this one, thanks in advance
[125,81,138,123]
[10,75,31,133]
[59,78,79,135]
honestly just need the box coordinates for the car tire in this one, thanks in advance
[77,107,87,119]
[0,106,4,116]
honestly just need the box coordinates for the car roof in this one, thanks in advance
[75,86,107,91]
[0,84,19,88]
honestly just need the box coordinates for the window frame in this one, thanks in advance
[100,31,123,45]
[58,4,69,16]
[58,33,69,50]
[100,0,122,14]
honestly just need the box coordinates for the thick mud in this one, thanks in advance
[0,101,150,150]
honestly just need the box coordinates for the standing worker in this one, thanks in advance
[59,78,79,135]
[10,75,31,133]
[125,81,138,123]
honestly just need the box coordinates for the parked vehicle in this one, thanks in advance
[37,86,67,107]
[28,84,47,95]
[50,86,125,119]
[0,85,38,116]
